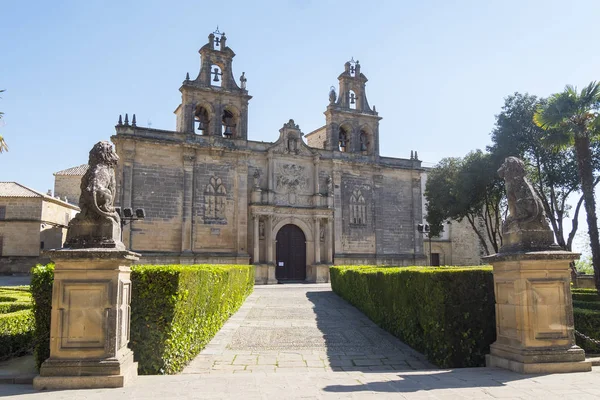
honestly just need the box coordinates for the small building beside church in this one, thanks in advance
[0,182,79,274]
[110,30,478,284]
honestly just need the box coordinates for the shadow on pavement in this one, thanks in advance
[323,368,531,393]
[306,290,435,373]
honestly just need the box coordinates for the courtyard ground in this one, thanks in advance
[1,283,599,399]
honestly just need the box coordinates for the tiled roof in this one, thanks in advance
[0,182,44,198]
[53,164,89,176]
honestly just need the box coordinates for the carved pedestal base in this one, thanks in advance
[254,264,277,285]
[484,251,592,374]
[307,264,330,283]
[33,248,140,390]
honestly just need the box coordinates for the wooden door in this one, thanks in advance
[275,224,306,281]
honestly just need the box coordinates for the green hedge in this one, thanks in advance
[31,264,54,368]
[330,265,496,368]
[31,263,254,374]
[571,289,600,354]
[0,286,35,360]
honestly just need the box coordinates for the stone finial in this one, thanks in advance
[497,156,555,252]
[64,141,123,250]
[132,114,137,127]
[118,115,123,126]
[414,151,418,160]
[283,119,299,129]
[186,72,190,81]
[410,150,414,160]
[124,113,129,126]
[47,189,52,196]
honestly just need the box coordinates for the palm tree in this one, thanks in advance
[534,81,600,293]
[0,89,6,153]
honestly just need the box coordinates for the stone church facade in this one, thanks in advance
[111,31,429,284]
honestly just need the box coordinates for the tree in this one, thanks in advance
[0,89,7,153]
[534,82,600,293]
[425,150,504,255]
[489,93,600,253]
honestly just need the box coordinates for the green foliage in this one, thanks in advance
[425,151,504,254]
[31,263,254,374]
[330,265,496,368]
[30,264,54,368]
[0,286,34,360]
[575,255,595,275]
[573,293,600,353]
[534,81,600,293]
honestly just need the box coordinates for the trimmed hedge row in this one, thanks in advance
[331,266,600,367]
[572,288,600,354]
[0,286,35,360]
[31,263,254,374]
[330,265,496,368]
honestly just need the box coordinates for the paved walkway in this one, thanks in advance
[1,283,600,399]
[183,283,432,374]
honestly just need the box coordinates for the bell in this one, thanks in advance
[213,72,220,82]
[350,93,356,104]
[223,125,233,137]
[197,120,204,131]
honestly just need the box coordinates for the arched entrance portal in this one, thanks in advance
[275,224,306,282]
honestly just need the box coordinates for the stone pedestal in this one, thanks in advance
[254,264,277,285]
[33,248,140,390]
[485,251,592,374]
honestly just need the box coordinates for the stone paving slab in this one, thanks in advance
[2,367,600,399]
[183,283,432,374]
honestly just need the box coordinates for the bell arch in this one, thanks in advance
[194,102,214,135]
[221,104,240,138]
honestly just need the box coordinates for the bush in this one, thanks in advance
[31,264,54,369]
[330,265,496,368]
[0,286,35,360]
[31,263,254,374]
[574,307,600,354]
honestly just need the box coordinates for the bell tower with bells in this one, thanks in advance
[175,27,251,139]
[323,58,381,156]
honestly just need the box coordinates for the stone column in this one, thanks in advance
[326,217,333,263]
[253,215,260,263]
[265,215,277,284]
[313,217,321,264]
[33,249,140,390]
[181,151,195,253]
[485,251,591,373]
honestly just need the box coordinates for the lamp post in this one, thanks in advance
[417,223,432,266]
[115,207,146,245]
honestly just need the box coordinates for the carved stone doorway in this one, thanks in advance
[275,224,306,282]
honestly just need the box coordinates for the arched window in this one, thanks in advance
[359,130,369,152]
[348,90,357,110]
[350,189,366,226]
[204,176,227,222]
[195,105,210,135]
[211,65,222,87]
[338,127,349,152]
[221,109,237,138]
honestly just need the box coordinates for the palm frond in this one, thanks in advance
[0,135,8,153]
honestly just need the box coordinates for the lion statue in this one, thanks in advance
[498,156,554,251]
[77,141,120,222]
[64,141,123,249]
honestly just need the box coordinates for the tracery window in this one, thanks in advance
[350,189,366,226]
[204,176,227,223]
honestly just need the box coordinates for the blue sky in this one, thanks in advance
[2,0,599,252]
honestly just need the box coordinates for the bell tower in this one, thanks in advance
[323,58,381,156]
[175,28,251,139]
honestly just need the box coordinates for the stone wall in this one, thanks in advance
[53,175,81,205]
[0,198,43,257]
